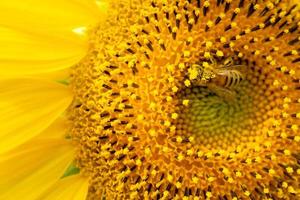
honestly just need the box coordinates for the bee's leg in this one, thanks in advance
[207,83,236,103]
[209,57,217,66]
[223,57,234,67]
[196,81,209,88]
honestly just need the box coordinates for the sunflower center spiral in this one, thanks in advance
[70,0,300,199]
[175,57,280,150]
[176,85,254,149]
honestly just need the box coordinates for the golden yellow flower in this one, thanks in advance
[1,0,300,199]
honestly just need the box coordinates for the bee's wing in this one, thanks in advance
[217,64,246,70]
[215,68,245,79]
[209,84,237,102]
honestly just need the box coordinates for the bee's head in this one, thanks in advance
[200,62,216,80]
[201,70,216,81]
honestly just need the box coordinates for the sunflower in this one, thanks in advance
[1,0,300,199]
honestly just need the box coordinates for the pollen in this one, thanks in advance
[69,0,300,199]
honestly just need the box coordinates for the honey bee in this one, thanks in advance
[190,57,246,101]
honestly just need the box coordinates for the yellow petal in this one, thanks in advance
[0,122,74,200]
[35,116,71,140]
[0,27,86,77]
[0,0,109,77]
[0,79,72,153]
[0,0,104,35]
[38,69,70,83]
[39,175,89,200]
